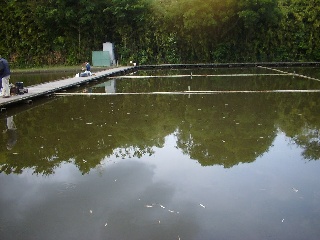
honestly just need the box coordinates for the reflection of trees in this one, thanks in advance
[116,69,320,93]
[0,95,176,175]
[176,94,277,167]
[277,93,320,161]
[0,88,319,175]
[114,146,155,159]
[294,129,320,160]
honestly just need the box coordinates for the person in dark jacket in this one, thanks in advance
[0,55,11,98]
[85,61,91,71]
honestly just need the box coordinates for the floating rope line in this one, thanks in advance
[110,68,320,82]
[109,73,289,79]
[55,89,320,96]
[258,66,320,82]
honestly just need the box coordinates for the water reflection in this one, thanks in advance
[4,116,17,150]
[1,132,320,239]
[0,69,320,239]
[0,92,319,175]
[90,79,116,93]
[91,73,320,94]
[11,72,75,87]
[0,160,195,240]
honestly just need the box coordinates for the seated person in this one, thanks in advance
[85,61,91,72]
[75,61,92,77]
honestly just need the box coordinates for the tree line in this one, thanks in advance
[0,0,319,67]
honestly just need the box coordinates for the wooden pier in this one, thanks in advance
[0,66,135,109]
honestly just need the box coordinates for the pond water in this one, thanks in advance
[1,67,320,240]
[12,72,76,87]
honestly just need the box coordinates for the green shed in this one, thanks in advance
[92,51,111,67]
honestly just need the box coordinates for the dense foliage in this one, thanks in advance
[0,0,319,67]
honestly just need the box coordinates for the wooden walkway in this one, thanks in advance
[0,66,135,109]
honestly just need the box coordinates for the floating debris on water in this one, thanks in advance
[86,122,93,125]
[292,187,299,192]
[199,204,206,208]
[90,210,93,214]
[282,219,285,223]
[58,182,77,194]
[144,203,180,214]
[105,222,108,227]
[62,182,77,190]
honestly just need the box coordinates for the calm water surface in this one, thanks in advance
[12,72,76,87]
[1,67,320,240]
